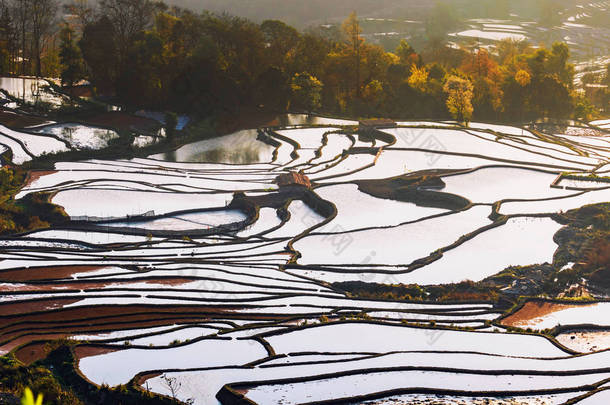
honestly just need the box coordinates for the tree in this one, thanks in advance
[99,0,156,68]
[261,19,300,68]
[118,30,163,106]
[547,42,574,87]
[460,49,503,119]
[0,1,15,74]
[531,74,572,118]
[10,0,29,75]
[254,66,290,111]
[200,13,268,101]
[502,72,530,121]
[395,39,419,67]
[290,72,322,112]
[290,32,330,78]
[362,79,383,106]
[496,39,531,65]
[443,75,474,123]
[425,2,458,46]
[64,0,96,33]
[408,65,429,93]
[515,70,531,87]
[164,111,178,139]
[30,0,59,77]
[341,11,363,98]
[59,24,84,88]
[79,16,118,95]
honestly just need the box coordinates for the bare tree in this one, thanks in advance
[0,0,17,74]
[64,0,97,33]
[160,374,194,405]
[30,0,59,77]
[99,0,155,66]
[9,0,29,75]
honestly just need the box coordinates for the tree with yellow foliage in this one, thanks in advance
[515,70,531,87]
[443,75,474,123]
[290,72,323,112]
[342,11,363,98]
[408,65,429,93]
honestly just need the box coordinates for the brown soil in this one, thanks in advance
[0,110,49,128]
[0,265,108,282]
[136,372,162,386]
[74,345,121,360]
[0,301,291,351]
[1,277,196,292]
[13,342,49,364]
[65,86,93,98]
[1,333,70,355]
[0,305,289,330]
[0,317,218,353]
[501,301,595,327]
[24,170,57,188]
[0,298,81,316]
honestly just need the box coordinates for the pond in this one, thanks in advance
[32,123,119,150]
[0,77,67,106]
[150,129,276,164]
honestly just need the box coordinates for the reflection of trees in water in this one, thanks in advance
[277,114,318,127]
[190,146,261,163]
[93,129,117,143]
[61,126,75,141]
[165,149,177,162]
[162,145,261,163]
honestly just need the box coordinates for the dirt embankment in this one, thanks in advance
[23,170,57,188]
[356,170,471,210]
[0,109,49,128]
[0,265,108,282]
[501,301,595,328]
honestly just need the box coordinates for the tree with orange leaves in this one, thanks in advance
[460,49,503,119]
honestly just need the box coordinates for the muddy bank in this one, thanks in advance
[355,170,471,211]
[501,301,598,328]
[0,265,108,282]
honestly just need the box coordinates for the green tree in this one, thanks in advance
[291,33,331,78]
[573,95,596,121]
[531,74,573,118]
[59,24,85,88]
[118,31,164,107]
[261,19,300,68]
[362,79,383,107]
[395,39,419,67]
[79,16,119,95]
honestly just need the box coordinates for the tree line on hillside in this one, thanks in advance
[0,0,607,123]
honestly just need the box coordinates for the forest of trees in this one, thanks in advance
[0,0,607,123]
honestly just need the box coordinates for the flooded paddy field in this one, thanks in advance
[1,115,610,405]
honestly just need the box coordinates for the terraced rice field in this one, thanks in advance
[1,117,610,404]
